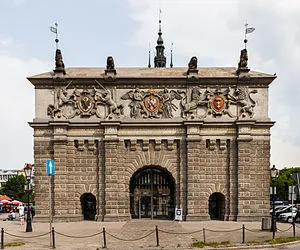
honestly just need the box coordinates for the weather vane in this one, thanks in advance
[244,22,255,49]
[50,22,59,50]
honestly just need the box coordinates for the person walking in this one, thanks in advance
[293,204,300,223]
[18,204,25,225]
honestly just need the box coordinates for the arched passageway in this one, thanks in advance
[209,192,225,220]
[80,193,96,220]
[130,166,175,220]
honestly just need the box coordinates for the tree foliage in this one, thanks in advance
[0,175,27,201]
[275,167,300,202]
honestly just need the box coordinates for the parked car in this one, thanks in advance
[275,205,295,219]
[278,210,300,223]
[270,205,289,214]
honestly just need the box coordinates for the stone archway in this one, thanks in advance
[129,166,175,220]
[80,193,96,220]
[209,192,225,220]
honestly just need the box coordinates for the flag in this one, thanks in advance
[246,27,255,34]
[50,26,57,34]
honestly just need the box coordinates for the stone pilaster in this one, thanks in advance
[32,128,53,222]
[102,122,130,221]
[51,122,69,221]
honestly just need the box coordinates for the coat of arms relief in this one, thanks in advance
[47,86,123,119]
[47,85,257,120]
[181,86,257,119]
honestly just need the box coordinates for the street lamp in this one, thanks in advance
[270,164,279,239]
[24,163,33,232]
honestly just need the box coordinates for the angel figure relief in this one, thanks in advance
[159,88,184,118]
[121,88,146,118]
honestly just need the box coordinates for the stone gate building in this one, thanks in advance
[28,25,275,222]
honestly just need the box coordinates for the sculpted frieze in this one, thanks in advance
[47,86,123,119]
[121,88,183,119]
[181,86,257,119]
[46,85,257,120]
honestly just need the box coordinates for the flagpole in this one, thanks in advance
[55,22,59,50]
[244,23,248,49]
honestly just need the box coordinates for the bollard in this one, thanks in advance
[293,221,296,237]
[103,227,107,249]
[242,224,245,244]
[155,225,159,247]
[1,228,4,249]
[203,228,206,243]
[51,227,56,249]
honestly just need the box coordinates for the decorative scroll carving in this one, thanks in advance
[121,88,183,119]
[47,87,123,119]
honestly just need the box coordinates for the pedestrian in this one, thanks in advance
[293,204,300,223]
[18,204,25,225]
[8,211,16,220]
[31,204,35,220]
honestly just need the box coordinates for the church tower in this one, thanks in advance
[154,16,166,67]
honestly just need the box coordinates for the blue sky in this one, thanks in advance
[1,0,299,170]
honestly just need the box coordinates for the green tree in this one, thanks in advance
[274,167,300,202]
[0,175,27,201]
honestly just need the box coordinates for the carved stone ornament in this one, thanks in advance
[181,87,207,118]
[180,86,257,119]
[233,87,257,118]
[236,49,250,75]
[47,87,123,119]
[206,88,235,117]
[121,88,183,119]
[53,49,66,75]
[187,56,199,75]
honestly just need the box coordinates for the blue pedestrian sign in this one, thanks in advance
[46,159,55,175]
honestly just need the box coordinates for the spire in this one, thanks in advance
[170,43,173,68]
[50,22,66,75]
[148,43,151,68]
[154,9,166,68]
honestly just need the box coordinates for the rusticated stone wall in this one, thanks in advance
[237,139,271,221]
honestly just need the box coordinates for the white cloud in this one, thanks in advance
[0,55,51,169]
[128,0,300,169]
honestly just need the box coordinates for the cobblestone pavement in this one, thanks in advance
[1,214,300,249]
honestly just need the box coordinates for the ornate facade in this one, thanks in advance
[28,25,276,222]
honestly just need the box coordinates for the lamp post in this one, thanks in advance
[24,163,33,232]
[270,164,279,239]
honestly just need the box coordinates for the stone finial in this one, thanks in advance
[236,49,250,75]
[187,56,198,75]
[105,56,116,76]
[53,49,66,75]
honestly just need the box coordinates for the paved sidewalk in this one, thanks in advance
[1,214,300,249]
